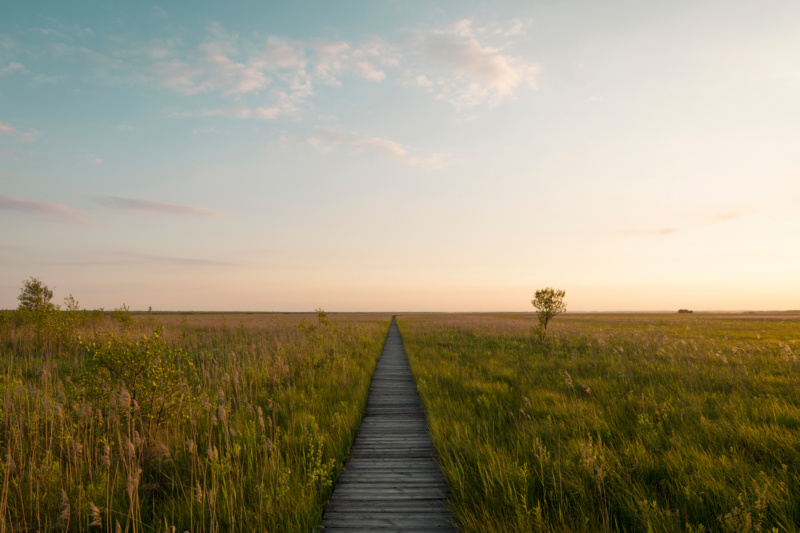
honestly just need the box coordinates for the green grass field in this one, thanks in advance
[2,307,799,532]
[399,313,800,533]
[0,309,390,532]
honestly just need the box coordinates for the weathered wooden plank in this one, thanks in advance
[333,480,450,487]
[323,512,452,520]
[322,517,455,527]
[324,500,450,513]
[321,318,456,531]
[338,471,444,478]
[341,457,441,464]
[339,466,443,473]
[355,429,430,434]
[332,485,449,493]
[352,438,435,444]
[323,529,453,533]
[340,467,442,473]
[352,442,435,447]
[330,492,451,498]
[339,469,443,476]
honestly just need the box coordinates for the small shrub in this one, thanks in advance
[82,327,199,439]
[111,303,134,327]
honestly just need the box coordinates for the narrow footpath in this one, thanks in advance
[321,318,457,532]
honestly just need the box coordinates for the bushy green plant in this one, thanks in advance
[82,327,199,439]
[110,303,134,327]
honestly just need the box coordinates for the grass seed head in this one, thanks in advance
[126,468,142,497]
[88,502,102,527]
[257,406,266,433]
[118,387,132,409]
[58,490,70,521]
[125,437,135,458]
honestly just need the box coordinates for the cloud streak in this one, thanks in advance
[95,196,223,218]
[0,121,37,143]
[609,211,752,237]
[71,251,234,267]
[0,194,88,224]
[0,62,26,75]
[306,128,449,167]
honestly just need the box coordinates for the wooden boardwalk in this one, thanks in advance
[321,318,456,532]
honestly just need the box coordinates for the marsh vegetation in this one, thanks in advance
[400,313,800,532]
[0,299,389,532]
[3,281,798,533]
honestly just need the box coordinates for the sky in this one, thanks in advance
[1,0,799,312]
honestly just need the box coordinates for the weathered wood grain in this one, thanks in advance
[321,318,457,531]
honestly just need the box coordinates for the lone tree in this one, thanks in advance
[17,277,56,312]
[532,287,567,336]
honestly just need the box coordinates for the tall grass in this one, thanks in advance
[0,309,390,531]
[399,313,800,532]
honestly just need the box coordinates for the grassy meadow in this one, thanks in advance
[399,313,800,533]
[0,308,390,532]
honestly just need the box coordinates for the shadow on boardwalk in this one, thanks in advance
[321,318,457,532]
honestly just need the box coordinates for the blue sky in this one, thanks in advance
[1,0,799,311]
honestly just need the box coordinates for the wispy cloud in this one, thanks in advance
[94,196,223,218]
[309,38,390,85]
[0,194,89,224]
[196,41,271,95]
[0,121,37,143]
[152,6,168,19]
[7,17,536,119]
[396,18,540,109]
[30,73,63,86]
[69,251,234,267]
[501,18,526,37]
[197,103,281,120]
[0,62,26,75]
[306,128,450,168]
[610,211,751,237]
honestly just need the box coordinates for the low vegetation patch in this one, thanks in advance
[399,313,800,532]
[0,292,389,531]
